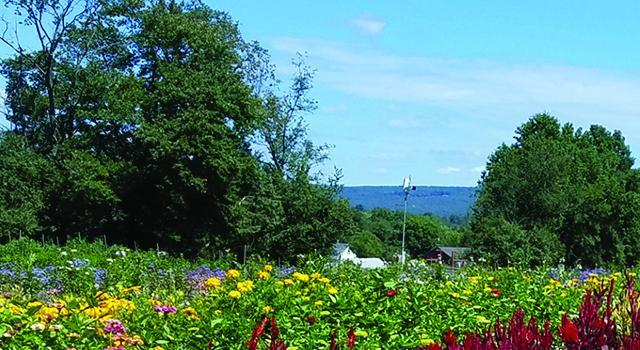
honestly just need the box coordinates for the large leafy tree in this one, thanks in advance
[1,0,356,260]
[468,114,640,266]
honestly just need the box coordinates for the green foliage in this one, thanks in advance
[348,208,464,261]
[0,239,631,349]
[0,133,51,238]
[0,0,357,260]
[469,114,640,267]
[346,230,384,257]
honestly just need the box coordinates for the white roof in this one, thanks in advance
[358,258,387,269]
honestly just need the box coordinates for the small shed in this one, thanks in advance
[424,246,470,268]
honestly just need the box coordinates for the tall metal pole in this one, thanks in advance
[401,192,408,264]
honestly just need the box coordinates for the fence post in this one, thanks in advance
[245,245,249,265]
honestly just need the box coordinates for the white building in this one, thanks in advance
[331,243,387,269]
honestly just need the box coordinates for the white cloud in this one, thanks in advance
[437,166,461,174]
[269,37,640,129]
[375,167,388,174]
[472,166,485,173]
[350,16,385,35]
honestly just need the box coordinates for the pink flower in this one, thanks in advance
[154,305,177,314]
[103,319,126,335]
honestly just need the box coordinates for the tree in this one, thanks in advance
[1,0,355,260]
[0,133,51,238]
[468,114,640,266]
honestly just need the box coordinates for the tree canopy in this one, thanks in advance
[0,0,352,260]
[467,114,640,267]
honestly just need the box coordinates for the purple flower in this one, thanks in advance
[94,269,107,288]
[73,259,90,268]
[104,319,126,335]
[154,305,177,314]
[278,266,296,276]
[185,266,225,291]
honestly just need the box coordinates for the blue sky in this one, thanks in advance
[3,1,640,186]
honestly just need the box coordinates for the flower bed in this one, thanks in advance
[0,239,637,349]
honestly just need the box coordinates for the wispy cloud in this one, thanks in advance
[387,118,427,129]
[438,166,461,174]
[269,37,640,129]
[350,15,385,35]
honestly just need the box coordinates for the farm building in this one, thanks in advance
[331,243,387,269]
[424,246,470,268]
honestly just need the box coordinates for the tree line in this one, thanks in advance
[2,0,638,267]
[0,0,463,262]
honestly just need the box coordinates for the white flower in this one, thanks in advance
[30,323,45,331]
[106,258,114,263]
[61,251,67,256]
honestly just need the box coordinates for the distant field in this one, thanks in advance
[340,186,476,217]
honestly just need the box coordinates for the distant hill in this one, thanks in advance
[340,186,477,217]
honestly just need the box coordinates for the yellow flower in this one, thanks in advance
[258,271,270,280]
[226,269,241,279]
[228,290,241,299]
[120,285,142,294]
[237,280,254,293]
[421,338,435,346]
[204,277,221,289]
[449,292,461,298]
[314,300,323,306]
[319,277,330,284]
[355,330,368,337]
[284,279,294,286]
[263,265,273,272]
[311,272,322,280]
[10,304,24,315]
[293,272,310,283]
[263,305,274,313]
[27,301,43,308]
[327,287,338,295]
[37,306,69,322]
[476,315,491,324]
[468,276,480,284]
[182,307,199,320]
[153,347,165,350]
[149,299,163,306]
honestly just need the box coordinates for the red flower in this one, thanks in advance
[559,314,579,344]
[491,288,501,297]
[307,316,317,325]
[443,329,457,347]
[347,326,356,349]
[329,331,338,350]
[386,289,398,297]
[428,344,442,350]
[248,317,268,350]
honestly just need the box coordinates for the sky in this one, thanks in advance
[3,1,640,186]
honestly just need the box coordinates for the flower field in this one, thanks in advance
[0,239,639,349]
